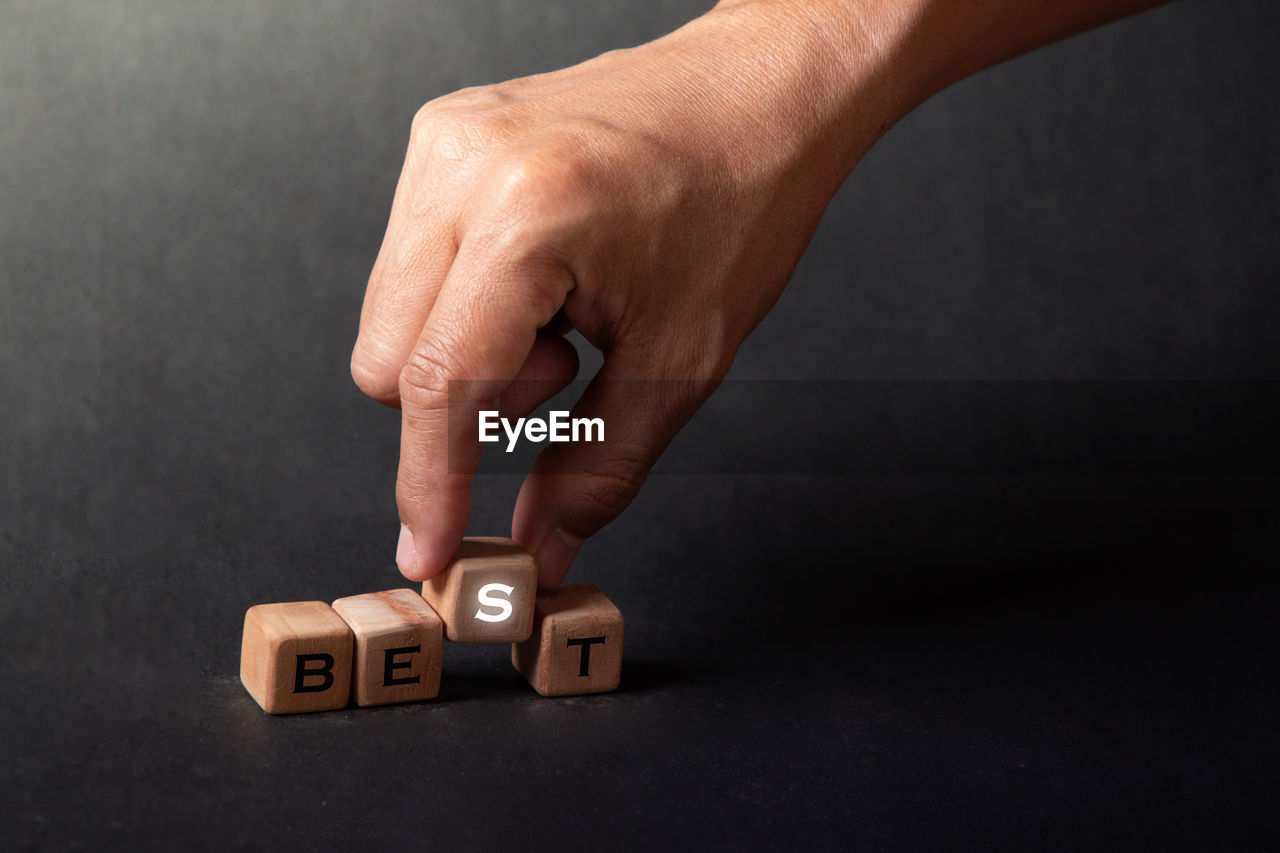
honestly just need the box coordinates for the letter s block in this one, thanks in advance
[512,584,623,696]
[331,589,443,707]
[240,601,354,714]
[421,537,537,642]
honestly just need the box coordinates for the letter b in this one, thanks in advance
[293,653,336,693]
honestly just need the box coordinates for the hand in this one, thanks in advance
[350,0,1163,586]
[351,1,883,586]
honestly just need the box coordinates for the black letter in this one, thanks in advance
[566,636,606,677]
[383,645,421,687]
[293,653,335,693]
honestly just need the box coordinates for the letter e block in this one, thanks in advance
[240,601,354,714]
[512,584,623,696]
[331,589,443,707]
[422,537,537,643]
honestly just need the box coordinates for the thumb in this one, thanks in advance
[511,356,719,587]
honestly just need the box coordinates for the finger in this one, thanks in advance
[352,222,456,407]
[496,331,579,421]
[394,238,573,581]
[351,116,459,406]
[511,355,719,587]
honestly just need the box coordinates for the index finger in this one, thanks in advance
[393,235,573,580]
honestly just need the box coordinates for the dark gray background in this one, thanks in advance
[2,0,1277,849]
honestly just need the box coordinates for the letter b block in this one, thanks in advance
[422,537,537,642]
[240,601,353,714]
[512,584,623,696]
[332,589,443,707]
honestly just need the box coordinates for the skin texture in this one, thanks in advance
[351,0,1170,587]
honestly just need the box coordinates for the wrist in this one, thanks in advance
[697,0,940,188]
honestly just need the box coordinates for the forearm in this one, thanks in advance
[901,0,1172,92]
[701,0,1170,186]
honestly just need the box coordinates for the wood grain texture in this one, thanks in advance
[512,584,623,696]
[331,589,443,707]
[239,601,353,714]
[421,537,537,643]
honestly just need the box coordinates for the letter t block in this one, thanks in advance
[421,537,537,642]
[240,601,354,714]
[512,584,624,696]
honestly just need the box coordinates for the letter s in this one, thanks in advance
[475,582,515,623]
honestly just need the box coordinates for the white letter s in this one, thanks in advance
[475,582,515,623]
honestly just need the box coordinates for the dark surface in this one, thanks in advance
[2,1,1279,849]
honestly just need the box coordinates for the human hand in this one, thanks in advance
[351,0,1125,585]
[350,1,901,587]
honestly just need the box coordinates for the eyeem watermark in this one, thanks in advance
[456,379,1280,475]
[478,410,605,453]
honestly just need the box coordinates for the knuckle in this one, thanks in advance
[484,148,589,220]
[486,157,558,219]
[417,120,470,164]
[412,105,511,167]
[575,448,651,518]
[409,100,444,143]
[397,342,455,411]
[470,153,588,262]
[432,121,482,164]
[350,341,401,404]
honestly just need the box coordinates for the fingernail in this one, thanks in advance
[396,524,419,578]
[535,528,582,587]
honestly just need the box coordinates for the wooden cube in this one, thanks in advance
[331,589,443,707]
[421,537,537,643]
[240,601,354,714]
[512,584,623,696]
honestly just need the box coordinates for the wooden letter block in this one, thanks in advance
[421,537,537,643]
[512,584,623,696]
[331,589,443,707]
[240,601,354,714]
